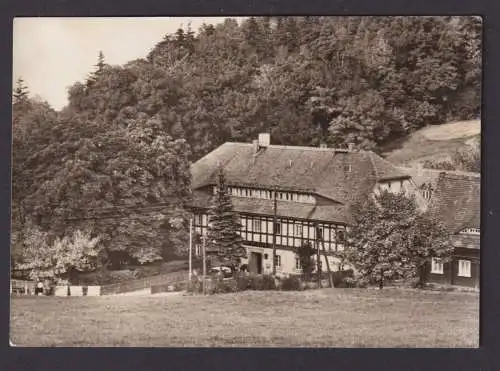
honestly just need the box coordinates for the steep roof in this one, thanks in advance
[191,143,409,205]
[428,172,480,233]
[398,166,480,189]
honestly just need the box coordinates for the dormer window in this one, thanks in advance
[422,189,431,201]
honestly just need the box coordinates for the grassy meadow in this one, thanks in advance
[10,288,479,348]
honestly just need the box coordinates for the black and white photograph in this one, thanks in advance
[10,16,481,347]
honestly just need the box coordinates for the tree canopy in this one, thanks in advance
[343,190,452,288]
[11,16,480,274]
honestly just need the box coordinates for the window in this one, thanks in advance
[274,255,281,267]
[252,219,261,232]
[330,229,337,241]
[458,260,471,277]
[422,189,431,200]
[431,258,444,274]
[274,222,281,235]
[316,227,323,239]
[460,228,480,235]
[337,230,346,244]
[295,257,301,269]
[295,224,303,236]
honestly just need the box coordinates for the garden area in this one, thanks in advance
[10,288,479,347]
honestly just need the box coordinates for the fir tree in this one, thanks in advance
[13,77,29,105]
[86,51,107,88]
[206,168,245,268]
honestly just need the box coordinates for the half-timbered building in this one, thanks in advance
[189,133,412,275]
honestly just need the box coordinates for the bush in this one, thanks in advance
[280,275,302,291]
[332,269,355,288]
[236,274,251,291]
[212,278,238,294]
[248,274,276,290]
[186,278,203,294]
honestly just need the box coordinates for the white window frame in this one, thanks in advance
[274,255,281,267]
[252,219,261,233]
[431,258,444,274]
[295,256,301,270]
[295,224,303,236]
[460,228,480,235]
[458,259,472,278]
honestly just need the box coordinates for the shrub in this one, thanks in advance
[212,278,238,294]
[332,269,355,288]
[280,275,302,291]
[249,274,276,290]
[236,274,251,291]
[186,278,203,294]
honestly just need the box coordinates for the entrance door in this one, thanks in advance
[249,252,263,274]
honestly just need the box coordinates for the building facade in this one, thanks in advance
[190,135,480,287]
[190,133,412,276]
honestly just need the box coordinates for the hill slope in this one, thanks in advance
[383,120,480,167]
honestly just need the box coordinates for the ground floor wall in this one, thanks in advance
[239,245,346,276]
[426,248,479,288]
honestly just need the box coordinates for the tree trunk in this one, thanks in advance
[379,270,384,289]
[417,263,427,289]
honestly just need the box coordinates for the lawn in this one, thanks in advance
[10,288,479,347]
[383,119,480,167]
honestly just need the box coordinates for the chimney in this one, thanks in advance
[348,142,355,151]
[258,133,270,148]
[252,139,259,154]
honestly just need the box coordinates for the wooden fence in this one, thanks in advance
[11,279,35,295]
[99,271,189,295]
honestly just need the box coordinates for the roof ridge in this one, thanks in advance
[398,166,480,178]
[223,142,367,153]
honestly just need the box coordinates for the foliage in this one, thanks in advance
[280,275,303,291]
[12,16,481,270]
[17,226,101,283]
[206,168,245,267]
[452,137,480,172]
[248,274,277,290]
[343,190,453,289]
[406,213,453,287]
[295,241,316,281]
[331,269,355,288]
[423,136,480,173]
[235,273,251,291]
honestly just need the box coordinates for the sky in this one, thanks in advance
[13,17,240,110]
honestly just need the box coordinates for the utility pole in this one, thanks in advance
[189,217,193,282]
[202,235,207,295]
[272,186,278,275]
[316,224,321,289]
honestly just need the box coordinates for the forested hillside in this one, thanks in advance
[12,16,481,272]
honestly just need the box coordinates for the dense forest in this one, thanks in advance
[11,16,482,273]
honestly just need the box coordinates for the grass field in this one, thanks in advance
[384,119,480,167]
[10,288,479,347]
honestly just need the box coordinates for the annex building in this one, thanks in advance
[190,134,480,288]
